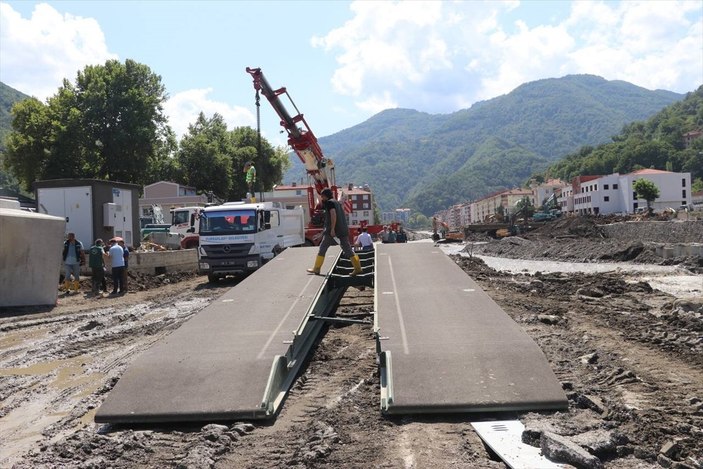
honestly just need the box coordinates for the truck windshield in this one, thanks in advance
[199,209,257,235]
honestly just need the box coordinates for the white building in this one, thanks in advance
[572,169,692,215]
[139,181,207,224]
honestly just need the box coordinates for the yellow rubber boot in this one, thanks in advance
[350,255,363,276]
[62,280,71,291]
[72,280,80,291]
[307,255,325,274]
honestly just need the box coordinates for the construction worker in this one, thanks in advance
[244,161,256,202]
[307,188,362,276]
[61,232,85,293]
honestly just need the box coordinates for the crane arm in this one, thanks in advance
[245,67,336,196]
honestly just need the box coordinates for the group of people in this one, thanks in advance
[62,233,130,296]
[380,226,407,243]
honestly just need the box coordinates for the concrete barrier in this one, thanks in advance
[653,243,702,259]
[129,249,198,274]
[1,208,65,308]
[80,248,199,277]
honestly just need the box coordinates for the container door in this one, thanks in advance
[112,188,133,245]
[38,186,92,245]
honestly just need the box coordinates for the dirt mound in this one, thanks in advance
[74,270,199,294]
[528,216,605,239]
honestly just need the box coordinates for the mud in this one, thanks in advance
[1,220,702,469]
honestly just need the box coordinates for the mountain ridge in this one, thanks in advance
[296,74,683,214]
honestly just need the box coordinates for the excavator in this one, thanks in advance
[246,67,382,245]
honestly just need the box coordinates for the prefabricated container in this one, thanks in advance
[34,179,140,248]
[0,208,66,307]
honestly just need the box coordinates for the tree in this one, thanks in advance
[633,178,660,214]
[692,177,703,193]
[3,59,172,189]
[177,113,234,199]
[3,97,50,190]
[230,126,290,200]
[176,115,291,201]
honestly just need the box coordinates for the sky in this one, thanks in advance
[1,0,702,149]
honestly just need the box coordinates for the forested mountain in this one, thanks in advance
[543,85,703,186]
[289,75,684,215]
[0,82,30,152]
[0,82,31,191]
[3,76,692,214]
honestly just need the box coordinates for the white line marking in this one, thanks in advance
[257,276,316,360]
[463,288,475,292]
[382,291,394,295]
[222,299,234,302]
[388,256,410,355]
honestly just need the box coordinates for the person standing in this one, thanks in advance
[244,161,256,202]
[307,188,362,276]
[119,240,129,293]
[107,239,125,295]
[88,239,107,295]
[355,226,374,251]
[61,233,85,293]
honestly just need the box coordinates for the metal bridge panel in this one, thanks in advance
[95,247,340,424]
[375,243,567,414]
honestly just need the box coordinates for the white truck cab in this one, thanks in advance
[197,201,305,282]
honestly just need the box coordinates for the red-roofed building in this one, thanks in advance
[683,130,702,148]
[340,183,375,226]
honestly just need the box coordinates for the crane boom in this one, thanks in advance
[245,67,337,198]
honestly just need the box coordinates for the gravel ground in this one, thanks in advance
[1,219,701,469]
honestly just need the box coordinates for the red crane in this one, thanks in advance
[245,67,341,223]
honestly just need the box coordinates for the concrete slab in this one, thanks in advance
[95,246,338,423]
[375,243,567,414]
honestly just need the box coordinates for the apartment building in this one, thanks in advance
[341,184,375,226]
[531,179,566,207]
[571,169,692,215]
[470,188,533,223]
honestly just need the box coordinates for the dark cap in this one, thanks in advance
[320,188,333,199]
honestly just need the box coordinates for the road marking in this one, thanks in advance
[463,288,475,292]
[222,299,234,302]
[388,256,410,355]
[257,276,316,360]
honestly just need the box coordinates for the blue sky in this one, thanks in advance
[1,1,701,148]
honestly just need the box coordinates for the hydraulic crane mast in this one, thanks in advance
[245,67,338,224]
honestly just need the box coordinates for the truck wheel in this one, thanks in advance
[207,273,219,283]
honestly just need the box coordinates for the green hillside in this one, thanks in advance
[1,82,31,152]
[0,82,31,190]
[543,85,703,184]
[295,75,683,215]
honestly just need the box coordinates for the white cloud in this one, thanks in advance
[0,2,117,100]
[163,88,256,139]
[313,0,703,115]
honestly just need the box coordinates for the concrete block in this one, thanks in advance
[541,431,603,469]
[0,208,65,307]
[571,429,620,457]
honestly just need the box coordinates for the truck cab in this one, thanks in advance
[170,206,203,249]
[197,201,305,282]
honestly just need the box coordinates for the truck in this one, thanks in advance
[197,201,305,282]
[246,67,383,244]
[170,206,204,249]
